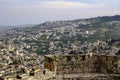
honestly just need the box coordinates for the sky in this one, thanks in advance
[0,0,120,26]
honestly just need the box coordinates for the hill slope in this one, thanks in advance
[30,15,120,41]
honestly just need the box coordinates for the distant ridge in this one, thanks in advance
[31,15,120,30]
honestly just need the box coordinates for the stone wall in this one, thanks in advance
[44,54,118,74]
[44,56,55,71]
[44,54,119,79]
[55,54,118,75]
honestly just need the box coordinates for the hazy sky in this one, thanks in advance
[0,0,120,26]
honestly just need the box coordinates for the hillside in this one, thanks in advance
[3,15,120,55]
[30,15,120,42]
[32,15,120,28]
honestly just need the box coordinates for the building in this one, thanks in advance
[44,54,120,80]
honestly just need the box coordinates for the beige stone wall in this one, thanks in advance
[56,54,118,74]
[44,54,119,79]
